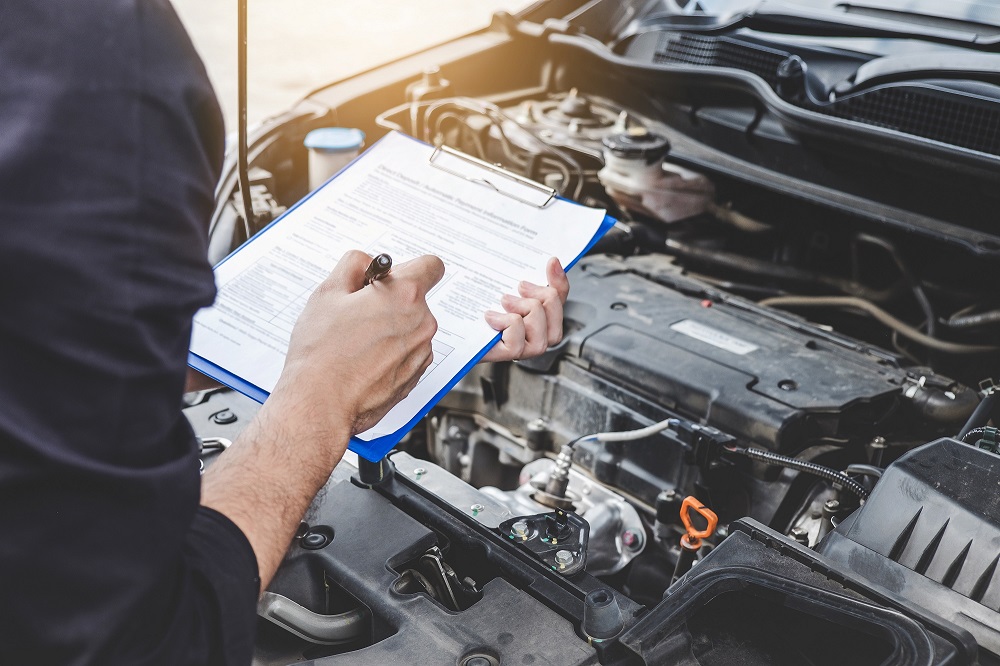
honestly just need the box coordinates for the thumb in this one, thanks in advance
[546,257,569,302]
[322,250,373,294]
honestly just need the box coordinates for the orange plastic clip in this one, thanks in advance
[679,496,718,550]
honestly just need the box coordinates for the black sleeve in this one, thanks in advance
[0,1,260,663]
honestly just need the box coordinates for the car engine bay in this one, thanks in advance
[190,1,1000,663]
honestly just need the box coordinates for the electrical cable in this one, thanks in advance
[957,390,999,440]
[961,427,993,444]
[576,418,681,444]
[236,0,253,241]
[542,418,682,502]
[945,308,1000,330]
[665,240,901,303]
[729,446,870,501]
[565,417,871,502]
[853,233,936,336]
[759,295,1000,355]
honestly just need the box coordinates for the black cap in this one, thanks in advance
[602,128,670,162]
[582,588,625,640]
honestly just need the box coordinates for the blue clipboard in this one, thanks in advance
[189,132,616,461]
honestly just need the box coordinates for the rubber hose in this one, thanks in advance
[740,447,870,501]
[844,464,883,479]
[258,592,367,644]
[760,295,1000,355]
[907,383,979,424]
[957,391,999,440]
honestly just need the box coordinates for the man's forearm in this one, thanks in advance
[200,392,350,591]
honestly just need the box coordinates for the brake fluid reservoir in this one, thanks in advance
[598,128,714,223]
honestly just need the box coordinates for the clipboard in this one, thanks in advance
[189,132,616,461]
[428,144,557,209]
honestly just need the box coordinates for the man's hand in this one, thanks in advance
[275,250,444,438]
[201,251,443,591]
[482,257,570,362]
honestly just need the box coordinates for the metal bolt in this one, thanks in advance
[465,658,492,666]
[526,418,550,451]
[413,467,426,479]
[621,529,642,550]
[301,532,330,550]
[869,435,888,467]
[528,418,547,432]
[824,499,841,513]
[555,550,574,567]
[210,408,237,425]
[470,504,485,516]
[511,520,529,538]
[790,527,809,545]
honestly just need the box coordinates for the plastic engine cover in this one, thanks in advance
[821,438,1000,657]
[563,255,907,453]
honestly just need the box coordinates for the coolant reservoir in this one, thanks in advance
[304,127,365,191]
[598,127,714,223]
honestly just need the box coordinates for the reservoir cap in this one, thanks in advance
[602,127,670,163]
[304,127,365,153]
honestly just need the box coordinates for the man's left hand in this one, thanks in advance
[483,257,570,362]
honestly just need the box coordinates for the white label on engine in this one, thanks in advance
[670,319,758,355]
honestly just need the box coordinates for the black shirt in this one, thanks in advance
[0,1,259,663]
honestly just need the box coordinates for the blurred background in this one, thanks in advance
[170,0,534,129]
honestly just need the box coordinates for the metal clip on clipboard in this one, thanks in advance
[429,144,557,209]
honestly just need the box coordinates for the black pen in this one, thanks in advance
[364,253,392,286]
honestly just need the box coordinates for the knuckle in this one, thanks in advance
[417,319,436,345]
[343,249,370,263]
[512,333,526,355]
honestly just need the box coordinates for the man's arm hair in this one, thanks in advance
[201,251,443,589]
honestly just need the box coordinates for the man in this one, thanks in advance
[0,1,568,663]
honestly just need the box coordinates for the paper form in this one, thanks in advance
[190,131,607,443]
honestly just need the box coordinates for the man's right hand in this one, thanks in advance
[201,250,443,591]
[275,250,445,439]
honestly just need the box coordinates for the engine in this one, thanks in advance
[195,9,1000,663]
[373,86,987,599]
